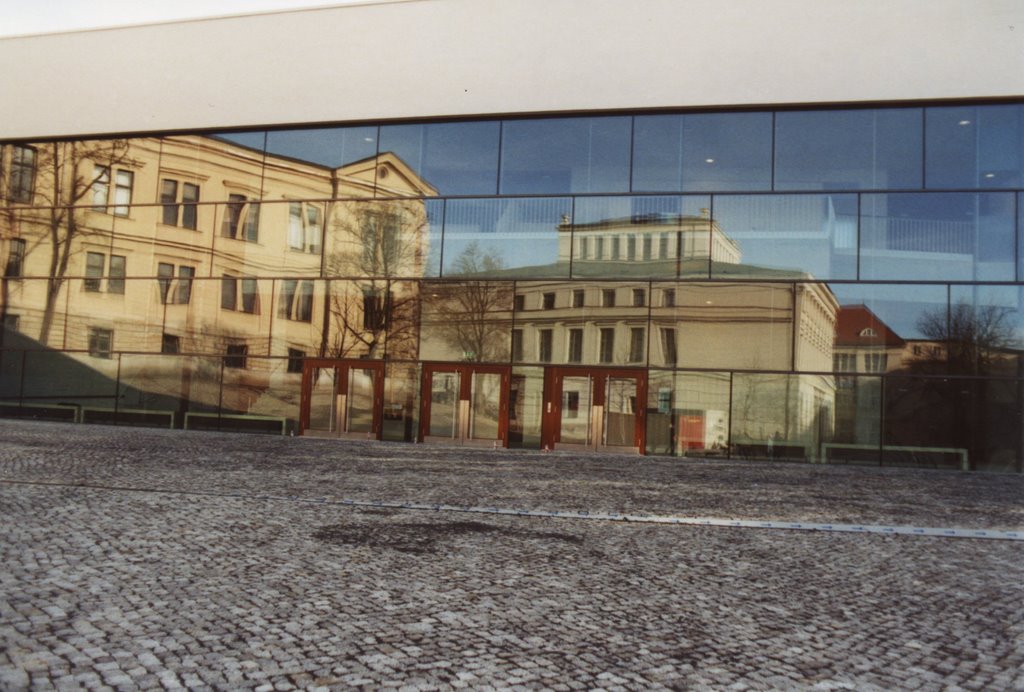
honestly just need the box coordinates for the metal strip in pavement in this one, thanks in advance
[252,495,1023,541]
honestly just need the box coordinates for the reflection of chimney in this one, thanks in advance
[561,214,571,225]
[700,208,710,219]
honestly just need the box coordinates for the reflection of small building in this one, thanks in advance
[833,304,906,374]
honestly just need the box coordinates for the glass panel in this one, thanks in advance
[509,366,543,448]
[346,367,376,433]
[379,121,500,195]
[21,349,119,404]
[883,376,973,470]
[383,362,419,442]
[711,194,857,280]
[270,278,325,352]
[265,126,377,169]
[947,285,1024,377]
[560,375,593,445]
[165,132,267,203]
[570,195,712,279]
[732,373,827,462]
[860,192,1015,281]
[514,281,650,366]
[926,105,1024,189]
[827,374,883,465]
[830,283,948,374]
[326,199,438,278]
[632,112,773,192]
[468,371,502,440]
[441,197,571,278]
[651,282,793,371]
[603,376,637,447]
[420,280,514,362]
[775,109,923,190]
[324,279,418,361]
[307,367,338,433]
[499,116,631,194]
[428,370,460,438]
[650,371,732,457]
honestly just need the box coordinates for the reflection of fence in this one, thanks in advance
[81,407,175,428]
[822,443,968,470]
[184,412,287,435]
[0,401,81,422]
[884,218,973,254]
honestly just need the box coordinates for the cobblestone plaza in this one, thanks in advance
[1,420,1022,690]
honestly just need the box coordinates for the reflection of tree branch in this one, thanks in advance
[424,242,511,362]
[915,301,1017,375]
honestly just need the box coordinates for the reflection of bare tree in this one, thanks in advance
[2,140,133,345]
[322,202,426,359]
[424,242,512,362]
[915,302,1017,375]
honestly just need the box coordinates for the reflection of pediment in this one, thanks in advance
[337,151,439,197]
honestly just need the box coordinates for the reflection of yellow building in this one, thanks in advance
[1,136,435,419]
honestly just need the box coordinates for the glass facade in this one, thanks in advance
[1,102,1022,471]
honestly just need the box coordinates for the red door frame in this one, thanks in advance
[299,359,385,438]
[419,362,511,446]
[541,366,648,453]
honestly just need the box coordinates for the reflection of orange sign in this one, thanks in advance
[678,414,704,450]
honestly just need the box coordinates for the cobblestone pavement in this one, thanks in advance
[0,420,1022,690]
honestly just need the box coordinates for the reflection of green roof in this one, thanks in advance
[454,258,815,280]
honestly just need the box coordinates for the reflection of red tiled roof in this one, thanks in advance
[836,305,905,347]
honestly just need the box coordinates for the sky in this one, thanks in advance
[0,0,369,37]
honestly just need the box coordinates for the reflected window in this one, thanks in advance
[500,117,631,194]
[568,328,584,363]
[511,329,523,361]
[85,252,105,292]
[161,333,180,354]
[91,166,133,216]
[775,109,922,190]
[287,348,305,374]
[363,286,392,330]
[279,279,315,322]
[629,327,645,363]
[599,328,615,363]
[632,113,772,192]
[602,289,616,307]
[222,194,260,241]
[88,327,113,358]
[288,201,323,254]
[538,329,553,362]
[8,145,36,203]
[660,328,677,366]
[161,179,200,229]
[572,289,585,308]
[632,288,646,307]
[108,255,125,294]
[221,276,259,314]
[927,105,1024,189]
[662,288,675,307]
[4,238,25,277]
[542,292,555,310]
[224,343,248,369]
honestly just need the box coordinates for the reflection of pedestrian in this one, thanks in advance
[766,434,774,458]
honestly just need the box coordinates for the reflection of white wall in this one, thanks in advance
[3,0,1022,138]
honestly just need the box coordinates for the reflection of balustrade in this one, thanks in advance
[883,218,974,254]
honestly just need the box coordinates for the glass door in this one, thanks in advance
[420,364,510,446]
[542,367,646,453]
[300,359,385,439]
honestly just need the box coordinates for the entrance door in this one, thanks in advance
[420,363,510,447]
[542,367,647,453]
[299,359,385,439]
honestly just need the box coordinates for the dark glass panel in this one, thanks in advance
[441,197,571,278]
[509,366,545,448]
[645,371,731,457]
[775,108,922,190]
[947,285,1024,378]
[379,121,500,195]
[270,278,326,349]
[926,105,1024,189]
[382,362,420,442]
[420,280,514,362]
[826,375,883,465]
[883,376,974,470]
[859,192,1014,281]
[711,194,857,280]
[325,199,440,279]
[499,116,631,194]
[632,112,772,192]
[571,195,711,279]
